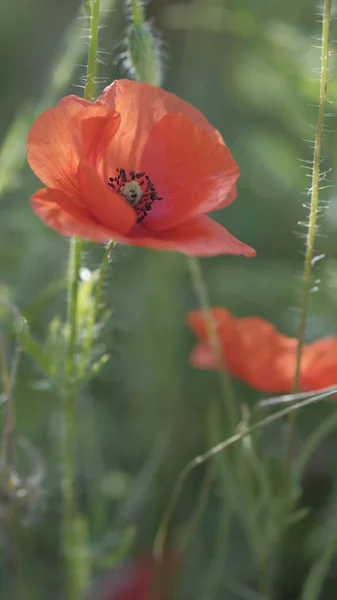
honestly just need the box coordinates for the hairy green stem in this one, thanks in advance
[186,257,238,431]
[130,0,145,26]
[62,236,83,600]
[66,238,83,383]
[61,1,101,597]
[283,0,332,488]
[61,389,78,598]
[85,0,101,102]
[80,241,115,375]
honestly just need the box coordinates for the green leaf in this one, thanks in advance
[19,322,52,376]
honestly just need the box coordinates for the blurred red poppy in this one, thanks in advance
[88,556,174,600]
[27,79,255,257]
[187,307,337,393]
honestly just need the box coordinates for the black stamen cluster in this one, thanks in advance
[108,168,162,223]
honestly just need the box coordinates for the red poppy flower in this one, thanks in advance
[88,556,174,600]
[187,307,337,393]
[27,79,255,257]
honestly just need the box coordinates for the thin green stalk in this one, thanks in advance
[80,241,115,375]
[66,237,83,383]
[85,0,101,102]
[283,0,332,488]
[61,0,101,597]
[186,257,238,431]
[186,257,272,594]
[198,403,233,600]
[61,237,83,600]
[301,500,337,600]
[130,0,145,26]
[153,385,336,562]
[180,465,214,555]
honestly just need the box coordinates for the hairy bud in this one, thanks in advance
[123,1,163,86]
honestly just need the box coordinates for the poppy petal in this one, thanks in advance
[27,95,90,192]
[300,338,337,390]
[233,317,296,392]
[188,308,337,394]
[188,309,299,393]
[78,162,136,233]
[218,184,237,209]
[72,107,121,171]
[187,307,235,338]
[96,79,224,168]
[30,188,114,242]
[190,343,218,370]
[140,114,239,231]
[123,215,255,257]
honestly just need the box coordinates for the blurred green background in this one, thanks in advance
[1,0,337,598]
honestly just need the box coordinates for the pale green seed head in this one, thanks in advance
[121,181,143,207]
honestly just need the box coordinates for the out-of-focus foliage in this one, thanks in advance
[1,0,337,598]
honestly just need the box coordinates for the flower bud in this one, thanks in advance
[123,1,163,86]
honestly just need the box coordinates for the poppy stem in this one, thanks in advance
[283,0,332,492]
[179,463,214,555]
[84,0,101,102]
[61,236,83,600]
[79,241,115,375]
[185,259,273,590]
[61,0,101,597]
[186,256,238,432]
[129,0,145,26]
[154,257,239,561]
[66,237,82,383]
